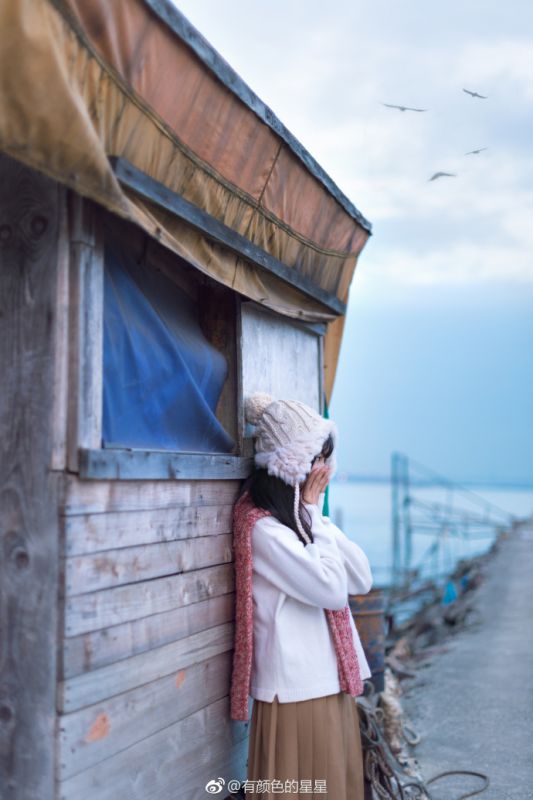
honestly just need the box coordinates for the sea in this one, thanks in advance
[326,479,533,592]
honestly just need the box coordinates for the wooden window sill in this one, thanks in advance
[77,448,253,480]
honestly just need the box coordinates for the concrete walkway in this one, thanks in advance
[401,521,533,800]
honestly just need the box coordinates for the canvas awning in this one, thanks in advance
[0,0,372,402]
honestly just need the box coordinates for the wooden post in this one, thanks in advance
[0,154,63,800]
[50,202,70,470]
[66,194,104,471]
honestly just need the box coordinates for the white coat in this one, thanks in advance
[250,499,373,703]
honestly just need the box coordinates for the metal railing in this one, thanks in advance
[390,452,517,594]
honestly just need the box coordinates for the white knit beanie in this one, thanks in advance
[244,393,338,543]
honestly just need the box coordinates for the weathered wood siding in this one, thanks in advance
[56,477,247,800]
[0,155,63,800]
[0,168,305,800]
[51,200,249,799]
[66,195,104,471]
[241,301,323,414]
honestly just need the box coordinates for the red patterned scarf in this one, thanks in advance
[230,489,363,721]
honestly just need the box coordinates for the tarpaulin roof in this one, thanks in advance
[0,0,372,402]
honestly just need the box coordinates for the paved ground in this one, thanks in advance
[401,521,533,800]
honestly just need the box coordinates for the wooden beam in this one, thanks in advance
[142,0,372,235]
[51,200,70,469]
[0,154,63,800]
[64,533,233,595]
[64,564,234,637]
[62,503,234,557]
[61,593,235,679]
[242,298,328,337]
[60,475,240,516]
[67,195,104,471]
[59,622,234,710]
[109,156,347,316]
[78,448,253,480]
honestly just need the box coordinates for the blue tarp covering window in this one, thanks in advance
[102,240,236,453]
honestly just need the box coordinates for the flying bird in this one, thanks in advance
[462,88,488,99]
[381,102,428,112]
[465,147,488,155]
[428,172,456,181]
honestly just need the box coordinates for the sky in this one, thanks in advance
[175,0,533,486]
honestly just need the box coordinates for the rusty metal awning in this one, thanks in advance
[0,0,372,399]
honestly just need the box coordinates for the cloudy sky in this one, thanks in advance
[176,0,533,486]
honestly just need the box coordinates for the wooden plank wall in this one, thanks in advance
[52,199,250,799]
[0,155,63,800]
[240,302,322,412]
[56,476,248,800]
[0,173,249,798]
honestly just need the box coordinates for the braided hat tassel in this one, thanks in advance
[293,481,312,545]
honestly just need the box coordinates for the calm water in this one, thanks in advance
[327,480,533,590]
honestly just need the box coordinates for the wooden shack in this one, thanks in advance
[0,2,372,798]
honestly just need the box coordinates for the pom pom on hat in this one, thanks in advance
[244,392,274,425]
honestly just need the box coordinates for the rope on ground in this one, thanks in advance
[357,696,421,800]
[402,770,490,800]
[401,723,420,746]
[356,691,490,800]
[423,770,490,800]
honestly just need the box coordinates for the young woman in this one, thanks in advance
[230,393,373,800]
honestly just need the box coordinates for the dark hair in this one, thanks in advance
[311,431,334,466]
[239,432,335,546]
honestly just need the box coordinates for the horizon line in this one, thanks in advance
[332,473,533,490]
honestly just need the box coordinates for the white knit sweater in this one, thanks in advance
[250,499,373,703]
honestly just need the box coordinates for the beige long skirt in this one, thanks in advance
[246,691,365,800]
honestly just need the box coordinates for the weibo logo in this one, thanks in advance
[205,777,225,794]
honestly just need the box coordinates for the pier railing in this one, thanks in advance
[390,452,516,595]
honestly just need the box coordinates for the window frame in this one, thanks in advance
[66,194,327,481]
[66,195,247,480]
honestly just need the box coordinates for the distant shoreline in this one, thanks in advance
[331,475,533,490]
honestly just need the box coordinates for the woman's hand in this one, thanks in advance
[301,457,331,505]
